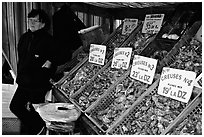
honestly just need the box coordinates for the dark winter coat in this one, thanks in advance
[16,28,56,89]
[53,4,86,66]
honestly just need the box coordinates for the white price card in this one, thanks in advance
[194,73,202,89]
[89,44,106,65]
[158,67,196,103]
[111,47,132,70]
[142,14,164,34]
[130,55,158,84]
[195,25,202,42]
[122,18,138,35]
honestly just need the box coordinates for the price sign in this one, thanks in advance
[195,25,202,42]
[158,67,196,103]
[122,18,138,35]
[111,47,132,70]
[89,44,106,65]
[142,14,164,34]
[130,55,158,84]
[194,73,202,89]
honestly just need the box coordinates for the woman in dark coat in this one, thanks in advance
[9,9,56,134]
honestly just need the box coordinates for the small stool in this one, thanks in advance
[35,103,81,135]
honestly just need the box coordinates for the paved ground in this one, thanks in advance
[2,83,18,118]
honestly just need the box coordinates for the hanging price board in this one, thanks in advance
[158,67,196,103]
[111,47,132,70]
[195,25,202,42]
[122,18,138,35]
[194,73,202,89]
[142,14,164,34]
[89,44,106,65]
[130,55,158,84]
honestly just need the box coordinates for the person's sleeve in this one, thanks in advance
[17,34,25,63]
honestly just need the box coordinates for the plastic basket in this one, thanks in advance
[85,71,160,132]
[163,89,202,135]
[107,83,201,135]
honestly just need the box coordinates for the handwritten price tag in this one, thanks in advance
[130,55,157,84]
[122,18,138,35]
[111,47,132,70]
[89,44,106,65]
[158,67,196,103]
[142,14,164,34]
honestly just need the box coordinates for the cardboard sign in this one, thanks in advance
[195,25,202,42]
[122,18,138,35]
[89,44,106,65]
[130,55,158,84]
[142,14,164,34]
[194,73,202,89]
[158,67,196,103]
[111,47,132,70]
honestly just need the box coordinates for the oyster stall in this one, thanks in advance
[51,3,202,135]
